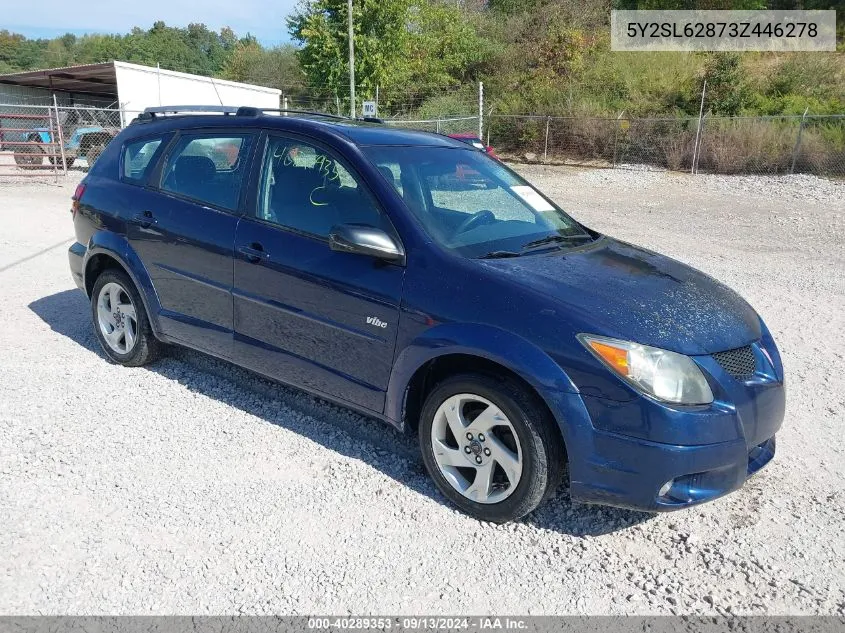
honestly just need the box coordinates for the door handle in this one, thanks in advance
[238,243,269,263]
[131,210,156,228]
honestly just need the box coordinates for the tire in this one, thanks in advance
[14,144,45,169]
[91,269,161,367]
[49,156,75,169]
[419,373,566,523]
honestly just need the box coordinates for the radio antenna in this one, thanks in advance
[209,76,224,106]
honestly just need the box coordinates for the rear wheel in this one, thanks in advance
[91,270,161,366]
[419,373,565,523]
[49,156,75,169]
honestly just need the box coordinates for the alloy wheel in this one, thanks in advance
[430,393,523,504]
[96,282,138,355]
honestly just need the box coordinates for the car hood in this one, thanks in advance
[479,237,761,356]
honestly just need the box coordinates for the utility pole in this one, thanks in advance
[348,0,356,119]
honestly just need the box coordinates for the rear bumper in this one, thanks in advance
[68,242,86,291]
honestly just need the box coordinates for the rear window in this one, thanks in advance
[122,137,165,184]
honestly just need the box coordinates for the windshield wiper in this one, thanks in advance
[520,233,593,251]
[477,250,522,259]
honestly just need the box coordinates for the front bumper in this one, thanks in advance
[568,427,777,511]
[548,340,785,512]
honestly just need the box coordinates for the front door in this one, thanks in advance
[232,134,405,413]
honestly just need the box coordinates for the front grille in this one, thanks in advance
[712,345,756,380]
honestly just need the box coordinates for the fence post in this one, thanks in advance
[52,95,67,178]
[436,116,441,134]
[478,81,484,140]
[692,79,707,174]
[542,116,551,164]
[486,105,494,147]
[612,110,624,168]
[283,95,289,116]
[790,107,809,174]
[693,110,710,174]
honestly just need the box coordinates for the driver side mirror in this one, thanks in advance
[329,224,405,265]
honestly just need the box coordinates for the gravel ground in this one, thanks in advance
[1,164,843,616]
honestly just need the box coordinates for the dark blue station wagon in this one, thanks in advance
[69,106,785,523]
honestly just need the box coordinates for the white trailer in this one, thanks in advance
[113,61,281,124]
[0,61,282,125]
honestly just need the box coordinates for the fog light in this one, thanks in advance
[658,480,674,498]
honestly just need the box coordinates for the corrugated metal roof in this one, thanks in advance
[0,62,118,97]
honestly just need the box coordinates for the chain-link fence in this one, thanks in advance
[2,100,843,180]
[486,113,845,177]
[384,115,479,136]
[0,103,128,179]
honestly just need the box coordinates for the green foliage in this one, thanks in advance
[222,42,305,95]
[0,23,241,77]
[288,0,414,99]
[701,53,748,116]
[287,0,492,108]
[487,0,543,14]
[0,1,842,121]
[618,0,766,7]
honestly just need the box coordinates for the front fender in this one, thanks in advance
[385,321,580,430]
[84,233,163,336]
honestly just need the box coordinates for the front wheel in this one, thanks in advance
[419,374,566,523]
[91,270,161,366]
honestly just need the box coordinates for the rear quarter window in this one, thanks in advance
[122,136,167,184]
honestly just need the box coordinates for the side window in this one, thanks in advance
[257,136,388,238]
[122,137,164,184]
[159,133,253,211]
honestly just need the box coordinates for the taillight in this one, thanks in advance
[71,183,86,217]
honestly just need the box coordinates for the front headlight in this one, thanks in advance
[578,334,714,405]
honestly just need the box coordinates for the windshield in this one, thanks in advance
[362,146,593,258]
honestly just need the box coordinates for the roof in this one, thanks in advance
[0,61,281,98]
[0,62,118,97]
[130,110,470,149]
[329,121,466,147]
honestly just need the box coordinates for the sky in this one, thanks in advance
[3,0,299,45]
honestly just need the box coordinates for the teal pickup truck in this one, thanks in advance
[3,108,119,170]
[14,124,117,169]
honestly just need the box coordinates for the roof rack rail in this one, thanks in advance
[236,107,349,120]
[138,105,240,120]
[135,105,376,124]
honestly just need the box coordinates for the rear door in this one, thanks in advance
[231,133,405,413]
[126,130,256,356]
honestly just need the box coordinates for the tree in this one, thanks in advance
[702,53,748,115]
[288,0,413,100]
[287,0,491,109]
[487,0,543,13]
[223,42,306,96]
